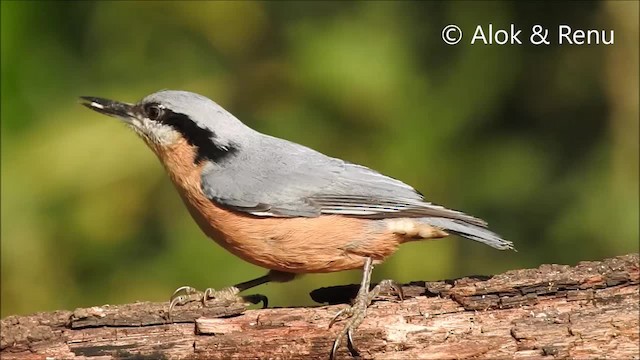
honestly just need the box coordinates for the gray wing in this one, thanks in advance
[200,136,486,226]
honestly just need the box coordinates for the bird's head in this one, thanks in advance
[80,90,250,164]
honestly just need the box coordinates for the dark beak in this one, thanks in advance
[79,96,135,121]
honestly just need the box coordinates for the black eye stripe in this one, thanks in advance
[159,110,239,164]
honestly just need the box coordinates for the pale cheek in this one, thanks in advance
[126,121,180,155]
[152,127,180,145]
[140,119,179,145]
[130,118,143,128]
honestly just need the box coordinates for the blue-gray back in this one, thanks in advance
[201,133,486,226]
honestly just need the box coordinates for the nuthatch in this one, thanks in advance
[80,90,513,359]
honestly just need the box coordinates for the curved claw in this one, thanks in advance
[203,288,214,306]
[168,286,203,318]
[330,334,341,360]
[346,328,359,357]
[243,294,269,308]
[377,279,404,301]
[168,295,188,318]
[328,308,348,329]
[170,285,198,300]
[390,280,404,301]
[330,325,359,360]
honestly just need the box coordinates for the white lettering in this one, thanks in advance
[471,25,489,44]
[586,29,599,44]
[573,29,585,45]
[471,24,522,45]
[559,25,572,44]
[495,29,508,44]
[602,30,614,45]
[510,24,523,44]
[558,25,614,45]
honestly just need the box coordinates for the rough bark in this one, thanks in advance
[2,254,638,360]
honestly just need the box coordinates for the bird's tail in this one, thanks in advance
[420,217,514,250]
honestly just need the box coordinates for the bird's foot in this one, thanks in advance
[168,285,268,317]
[328,259,403,359]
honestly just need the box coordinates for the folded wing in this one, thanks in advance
[200,136,486,227]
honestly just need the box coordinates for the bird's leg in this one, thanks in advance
[168,270,296,315]
[328,257,403,360]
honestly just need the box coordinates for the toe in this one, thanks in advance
[346,328,360,357]
[379,279,404,301]
[329,308,348,329]
[171,285,199,298]
[330,334,342,360]
[242,294,269,308]
[168,295,191,317]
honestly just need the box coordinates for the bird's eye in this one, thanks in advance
[145,104,162,120]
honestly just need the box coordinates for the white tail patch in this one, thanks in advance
[386,219,449,240]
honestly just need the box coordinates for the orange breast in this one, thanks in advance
[151,139,405,273]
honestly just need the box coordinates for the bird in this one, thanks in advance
[80,90,513,359]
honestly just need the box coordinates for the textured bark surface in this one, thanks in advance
[2,253,638,360]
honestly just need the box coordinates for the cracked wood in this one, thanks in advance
[1,253,638,359]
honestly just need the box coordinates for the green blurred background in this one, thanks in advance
[1,1,638,318]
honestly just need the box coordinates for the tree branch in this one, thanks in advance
[2,254,638,359]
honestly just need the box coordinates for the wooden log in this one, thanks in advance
[2,253,638,359]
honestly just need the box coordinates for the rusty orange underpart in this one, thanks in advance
[148,138,448,274]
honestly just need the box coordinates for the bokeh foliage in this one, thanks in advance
[1,1,638,317]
